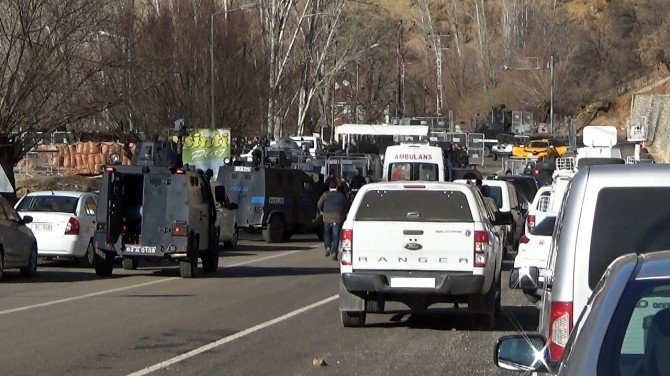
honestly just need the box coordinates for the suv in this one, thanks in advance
[537,164,670,361]
[93,142,222,278]
[338,181,512,328]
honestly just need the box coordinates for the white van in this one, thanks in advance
[383,144,446,181]
[536,164,670,362]
[290,135,321,156]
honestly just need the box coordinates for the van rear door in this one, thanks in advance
[352,188,475,272]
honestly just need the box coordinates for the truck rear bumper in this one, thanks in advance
[342,271,484,296]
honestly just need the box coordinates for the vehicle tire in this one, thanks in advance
[20,245,38,277]
[492,152,498,161]
[201,244,219,273]
[262,214,284,243]
[484,277,502,329]
[79,241,95,268]
[341,311,366,327]
[223,226,239,249]
[93,250,114,277]
[366,299,385,313]
[122,258,139,270]
[0,251,4,281]
[180,237,198,278]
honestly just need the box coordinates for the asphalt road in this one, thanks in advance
[0,234,536,376]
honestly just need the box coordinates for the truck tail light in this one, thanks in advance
[519,234,530,244]
[474,230,488,267]
[340,229,353,266]
[105,166,116,174]
[528,215,536,231]
[65,217,80,235]
[549,301,573,361]
[172,221,188,236]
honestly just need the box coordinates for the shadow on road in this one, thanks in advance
[231,244,316,253]
[363,304,538,332]
[210,265,340,278]
[0,269,128,283]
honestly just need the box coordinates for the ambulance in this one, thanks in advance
[382,144,447,182]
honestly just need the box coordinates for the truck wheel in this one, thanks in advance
[122,258,138,270]
[262,215,284,243]
[341,311,366,327]
[180,238,198,278]
[201,247,219,273]
[365,299,385,313]
[94,250,114,277]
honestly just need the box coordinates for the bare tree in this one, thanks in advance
[0,0,111,186]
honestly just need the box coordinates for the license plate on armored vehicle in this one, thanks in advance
[124,245,157,254]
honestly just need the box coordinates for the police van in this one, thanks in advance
[382,144,446,181]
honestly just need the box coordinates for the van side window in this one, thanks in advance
[85,197,97,216]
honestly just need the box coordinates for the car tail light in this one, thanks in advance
[172,221,188,236]
[534,169,540,177]
[105,166,116,173]
[474,230,488,267]
[528,215,536,231]
[64,217,80,235]
[340,229,353,266]
[121,225,128,234]
[549,301,573,361]
[175,169,185,175]
[519,234,530,244]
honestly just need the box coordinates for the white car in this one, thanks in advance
[525,185,552,232]
[15,191,98,266]
[510,216,556,302]
[211,183,238,248]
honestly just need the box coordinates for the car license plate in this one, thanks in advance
[32,224,52,232]
[389,277,435,288]
[124,245,157,254]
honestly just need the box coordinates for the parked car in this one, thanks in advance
[510,216,556,303]
[495,251,670,375]
[0,195,37,278]
[536,164,670,361]
[338,181,512,328]
[15,191,98,266]
[496,175,538,205]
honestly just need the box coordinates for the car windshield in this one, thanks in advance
[355,190,473,222]
[530,141,549,148]
[531,216,556,236]
[598,279,670,376]
[389,162,439,181]
[16,195,79,214]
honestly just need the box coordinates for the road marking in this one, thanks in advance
[0,250,302,317]
[127,294,339,376]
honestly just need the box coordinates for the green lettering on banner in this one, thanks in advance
[172,128,231,164]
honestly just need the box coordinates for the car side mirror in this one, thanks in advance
[214,185,226,203]
[494,335,552,372]
[21,215,33,225]
[494,211,514,226]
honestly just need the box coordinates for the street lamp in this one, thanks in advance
[210,2,257,130]
[503,54,556,134]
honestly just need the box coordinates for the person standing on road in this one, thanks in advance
[349,168,366,190]
[317,180,346,261]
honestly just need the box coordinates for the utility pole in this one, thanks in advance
[549,54,554,135]
[396,20,404,118]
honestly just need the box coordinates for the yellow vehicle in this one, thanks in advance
[512,139,568,158]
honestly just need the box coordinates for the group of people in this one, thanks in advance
[316,168,372,260]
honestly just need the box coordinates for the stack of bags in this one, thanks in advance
[54,142,133,175]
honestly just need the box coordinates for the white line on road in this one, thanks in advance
[127,294,339,376]
[0,250,302,317]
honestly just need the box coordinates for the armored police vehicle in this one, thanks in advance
[217,162,322,244]
[93,141,223,278]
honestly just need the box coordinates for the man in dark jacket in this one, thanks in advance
[317,180,346,260]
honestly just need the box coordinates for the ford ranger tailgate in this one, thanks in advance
[351,188,475,272]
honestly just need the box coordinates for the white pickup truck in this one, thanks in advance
[338,181,511,328]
